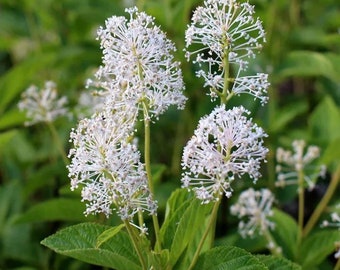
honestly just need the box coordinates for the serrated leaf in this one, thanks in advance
[298,230,340,268]
[257,255,301,270]
[193,246,267,270]
[96,224,125,248]
[41,223,141,270]
[270,208,298,260]
[14,198,96,223]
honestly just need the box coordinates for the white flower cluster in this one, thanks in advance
[18,81,69,126]
[181,106,268,203]
[68,7,187,220]
[276,140,326,190]
[90,6,187,120]
[230,188,275,238]
[67,111,156,219]
[185,0,268,104]
[181,0,269,203]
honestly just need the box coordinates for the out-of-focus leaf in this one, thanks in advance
[0,108,26,130]
[298,230,340,268]
[14,198,96,223]
[308,96,340,145]
[269,101,308,134]
[290,27,340,48]
[270,208,298,260]
[0,52,56,113]
[275,51,338,82]
[0,129,17,152]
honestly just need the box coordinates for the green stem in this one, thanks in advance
[263,228,282,256]
[46,122,69,165]
[143,113,161,252]
[297,169,305,247]
[303,163,340,238]
[334,256,340,270]
[124,220,147,270]
[220,50,230,105]
[188,199,221,270]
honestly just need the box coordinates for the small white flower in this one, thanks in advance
[67,111,157,219]
[92,7,186,120]
[185,0,268,103]
[18,81,69,126]
[275,140,326,190]
[230,188,275,238]
[181,105,268,203]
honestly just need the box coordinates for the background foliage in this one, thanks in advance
[0,0,339,269]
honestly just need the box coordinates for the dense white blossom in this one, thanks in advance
[91,7,186,120]
[230,188,275,238]
[18,81,69,126]
[67,111,157,219]
[275,140,326,190]
[181,105,268,203]
[185,0,268,103]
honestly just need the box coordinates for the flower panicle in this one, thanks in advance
[184,0,268,104]
[230,188,276,239]
[181,105,268,203]
[92,6,187,121]
[67,112,157,221]
[275,140,326,190]
[18,81,69,126]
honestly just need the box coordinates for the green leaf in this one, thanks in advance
[160,189,213,267]
[148,249,170,270]
[0,108,26,130]
[269,101,308,134]
[298,230,340,268]
[308,96,340,145]
[193,246,267,270]
[0,129,17,153]
[257,255,301,270]
[151,163,167,184]
[14,198,96,223]
[41,223,141,270]
[275,51,338,82]
[320,137,340,166]
[96,224,125,248]
[270,208,298,260]
[0,51,56,113]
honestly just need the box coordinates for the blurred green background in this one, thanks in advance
[0,0,339,269]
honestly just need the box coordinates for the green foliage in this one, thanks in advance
[160,189,213,267]
[298,230,340,269]
[192,246,266,270]
[41,223,142,270]
[256,255,301,270]
[1,0,340,269]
